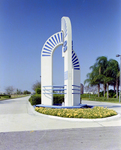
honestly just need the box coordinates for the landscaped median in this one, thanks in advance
[35,106,117,119]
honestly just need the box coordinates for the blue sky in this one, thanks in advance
[0,0,121,92]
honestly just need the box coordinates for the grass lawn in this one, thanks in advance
[0,95,30,101]
[11,94,30,99]
[82,97,120,103]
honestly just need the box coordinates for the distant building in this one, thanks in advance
[84,92,94,94]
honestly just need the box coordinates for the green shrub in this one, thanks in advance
[81,94,98,98]
[53,94,64,105]
[29,94,64,105]
[23,90,31,94]
[89,97,107,101]
[0,95,11,99]
[29,95,41,105]
[89,97,119,102]
[36,88,41,94]
[113,94,116,98]
[109,90,116,98]
[99,91,104,97]
[104,90,116,98]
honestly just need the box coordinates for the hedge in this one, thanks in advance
[53,94,64,105]
[81,94,98,98]
[29,95,41,105]
[0,95,11,99]
[29,94,64,105]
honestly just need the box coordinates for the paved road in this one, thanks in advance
[82,100,121,114]
[0,127,121,150]
[0,97,121,150]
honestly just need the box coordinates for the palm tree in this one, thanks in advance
[84,63,101,97]
[107,59,120,98]
[95,56,108,97]
[103,59,119,98]
[85,56,120,99]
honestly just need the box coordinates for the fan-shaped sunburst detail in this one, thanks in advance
[42,31,63,56]
[72,49,80,70]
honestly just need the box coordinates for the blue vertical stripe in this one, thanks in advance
[54,35,58,43]
[43,51,51,54]
[72,56,77,61]
[73,58,78,64]
[52,37,56,45]
[73,62,79,65]
[45,45,52,50]
[47,42,53,48]
[61,32,63,42]
[43,48,51,52]
[72,53,75,58]
[72,49,80,70]
[49,39,55,47]
[57,33,60,42]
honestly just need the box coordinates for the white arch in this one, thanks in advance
[41,31,63,105]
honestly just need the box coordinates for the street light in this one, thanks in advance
[40,76,41,83]
[116,54,121,103]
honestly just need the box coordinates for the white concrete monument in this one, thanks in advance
[41,16,80,106]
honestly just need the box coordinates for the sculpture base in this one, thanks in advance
[35,104,93,109]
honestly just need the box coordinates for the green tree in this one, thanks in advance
[23,90,31,94]
[104,59,120,98]
[32,81,41,92]
[5,86,14,95]
[16,89,22,95]
[95,56,108,97]
[84,56,120,99]
[84,63,101,97]
[36,88,41,94]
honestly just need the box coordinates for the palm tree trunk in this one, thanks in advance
[103,83,106,97]
[107,83,109,99]
[98,84,100,97]
[114,84,116,93]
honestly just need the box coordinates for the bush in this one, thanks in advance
[81,94,98,98]
[99,91,104,97]
[113,94,116,98]
[53,94,64,105]
[36,88,41,94]
[89,97,107,101]
[89,97,119,102]
[29,95,41,105]
[82,90,116,98]
[0,95,11,99]
[23,90,31,94]
[104,90,116,98]
[29,94,64,105]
